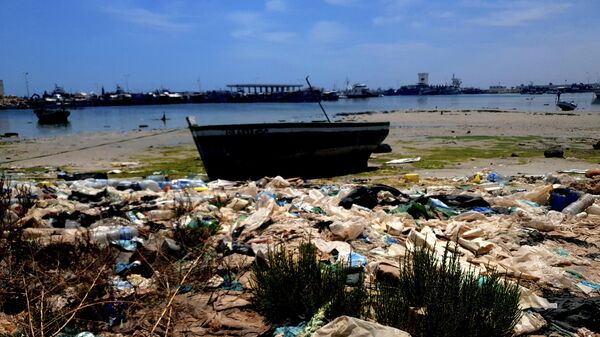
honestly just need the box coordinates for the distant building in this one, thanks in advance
[0,80,4,96]
[418,73,429,86]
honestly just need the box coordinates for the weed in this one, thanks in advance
[250,243,365,324]
[174,216,220,252]
[380,244,522,337]
[173,190,194,218]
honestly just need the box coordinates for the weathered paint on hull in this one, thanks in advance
[187,117,390,180]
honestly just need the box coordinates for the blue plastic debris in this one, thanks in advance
[384,235,400,245]
[273,322,306,337]
[554,247,569,257]
[177,284,193,294]
[578,280,600,291]
[117,226,136,240]
[550,188,581,212]
[471,207,496,215]
[257,191,277,200]
[222,281,243,291]
[348,252,368,268]
[113,239,138,251]
[487,172,504,183]
[222,274,244,291]
[357,233,371,243]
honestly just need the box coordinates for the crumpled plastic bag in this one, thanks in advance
[519,286,557,310]
[312,238,352,257]
[513,311,546,336]
[238,197,275,233]
[522,210,565,232]
[265,176,291,189]
[499,245,574,287]
[329,218,367,241]
[312,315,411,337]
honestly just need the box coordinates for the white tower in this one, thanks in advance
[0,80,4,97]
[418,73,429,85]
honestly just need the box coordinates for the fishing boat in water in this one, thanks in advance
[186,117,390,180]
[34,107,70,124]
[345,83,378,99]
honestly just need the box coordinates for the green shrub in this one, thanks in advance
[385,245,522,337]
[174,216,220,253]
[249,242,520,336]
[250,243,366,324]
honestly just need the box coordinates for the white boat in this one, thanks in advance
[345,83,378,99]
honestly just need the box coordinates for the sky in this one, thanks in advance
[1,0,599,96]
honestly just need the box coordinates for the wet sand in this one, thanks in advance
[1,109,599,177]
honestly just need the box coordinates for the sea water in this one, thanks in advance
[1,93,598,138]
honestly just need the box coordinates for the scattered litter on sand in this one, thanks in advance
[1,168,600,335]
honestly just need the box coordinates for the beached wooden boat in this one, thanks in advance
[186,117,390,179]
[556,101,577,111]
[34,107,70,124]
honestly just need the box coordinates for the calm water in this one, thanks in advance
[1,93,599,138]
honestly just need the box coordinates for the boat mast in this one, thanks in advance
[305,76,331,123]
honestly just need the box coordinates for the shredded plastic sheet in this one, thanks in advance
[312,316,411,337]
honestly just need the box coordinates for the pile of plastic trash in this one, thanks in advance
[1,169,600,336]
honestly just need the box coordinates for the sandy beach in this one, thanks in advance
[1,109,599,178]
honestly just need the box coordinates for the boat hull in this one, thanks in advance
[556,101,577,111]
[34,108,70,124]
[187,118,390,180]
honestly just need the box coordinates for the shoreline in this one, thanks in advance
[1,109,599,180]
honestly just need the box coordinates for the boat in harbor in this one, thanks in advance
[34,107,70,124]
[556,101,577,111]
[186,117,390,180]
[345,83,378,99]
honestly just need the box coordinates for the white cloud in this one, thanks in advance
[104,5,191,32]
[371,0,418,26]
[310,21,347,44]
[229,11,295,43]
[470,2,572,27]
[266,0,286,12]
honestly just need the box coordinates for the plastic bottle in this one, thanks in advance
[562,194,597,216]
[138,180,161,192]
[90,226,139,245]
[487,172,505,183]
[146,174,168,182]
[146,209,174,221]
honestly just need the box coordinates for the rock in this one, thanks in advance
[544,147,564,158]
[373,143,392,153]
[585,169,600,179]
